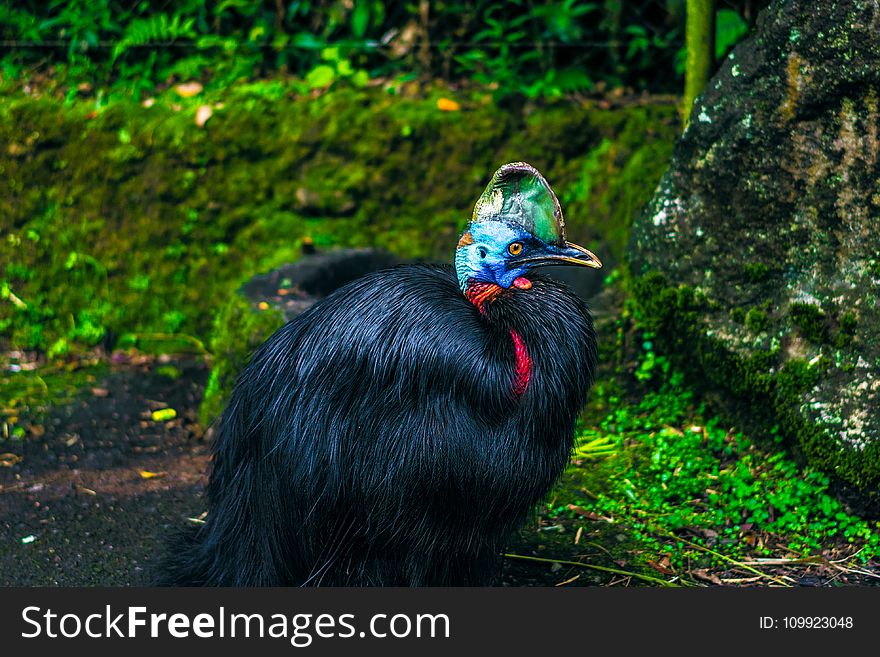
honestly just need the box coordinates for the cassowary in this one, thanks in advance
[159,162,601,586]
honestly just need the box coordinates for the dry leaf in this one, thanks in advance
[0,453,22,467]
[174,81,203,98]
[555,574,580,587]
[151,408,177,422]
[647,557,675,575]
[195,104,213,128]
[692,569,723,585]
[139,470,166,479]
[437,97,461,112]
[567,504,601,521]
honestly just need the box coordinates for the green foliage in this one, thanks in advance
[200,294,284,425]
[634,332,670,382]
[715,8,749,60]
[452,0,602,99]
[0,1,747,100]
[304,46,369,90]
[111,14,197,63]
[551,364,880,574]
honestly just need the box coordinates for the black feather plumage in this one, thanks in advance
[158,263,596,586]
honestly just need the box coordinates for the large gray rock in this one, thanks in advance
[629,0,880,497]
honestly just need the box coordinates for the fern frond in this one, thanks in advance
[112,14,196,62]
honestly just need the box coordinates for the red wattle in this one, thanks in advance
[509,329,532,396]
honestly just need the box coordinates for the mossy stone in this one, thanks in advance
[629,0,880,501]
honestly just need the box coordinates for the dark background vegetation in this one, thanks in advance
[1,0,878,587]
[1,0,762,99]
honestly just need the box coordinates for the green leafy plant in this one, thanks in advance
[715,7,749,60]
[0,1,726,100]
[549,363,880,577]
[111,13,197,63]
[303,46,369,90]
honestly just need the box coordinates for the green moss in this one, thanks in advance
[0,85,677,360]
[839,311,858,334]
[729,307,746,323]
[789,302,827,343]
[629,271,880,496]
[776,358,821,400]
[199,294,285,425]
[156,365,181,380]
[0,361,107,427]
[745,307,770,333]
[743,262,770,282]
[835,311,858,348]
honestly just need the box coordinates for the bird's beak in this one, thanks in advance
[510,241,603,269]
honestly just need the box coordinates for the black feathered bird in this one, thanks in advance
[159,162,602,586]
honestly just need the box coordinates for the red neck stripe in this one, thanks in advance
[464,280,532,395]
[509,329,532,396]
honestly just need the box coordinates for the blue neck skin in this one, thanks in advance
[455,220,531,293]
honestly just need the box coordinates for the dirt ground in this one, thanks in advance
[2,354,877,588]
[0,355,597,587]
[0,356,209,586]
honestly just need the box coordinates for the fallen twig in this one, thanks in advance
[669,535,793,587]
[503,552,680,587]
[737,556,825,566]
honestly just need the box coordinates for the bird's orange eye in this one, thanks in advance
[508,242,523,256]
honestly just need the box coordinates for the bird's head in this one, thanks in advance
[454,162,602,299]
